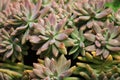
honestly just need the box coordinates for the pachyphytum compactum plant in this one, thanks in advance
[1,0,120,80]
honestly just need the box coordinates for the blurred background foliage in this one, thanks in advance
[105,0,120,11]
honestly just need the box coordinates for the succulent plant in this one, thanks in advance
[0,0,50,44]
[47,0,76,28]
[0,28,28,62]
[25,55,76,80]
[0,0,120,80]
[29,13,74,57]
[73,0,112,21]
[69,27,86,58]
[83,20,120,59]
[114,9,120,25]
[76,52,120,80]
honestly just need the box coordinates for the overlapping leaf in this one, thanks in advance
[29,13,74,57]
[24,55,76,80]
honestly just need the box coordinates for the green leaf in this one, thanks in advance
[69,46,79,55]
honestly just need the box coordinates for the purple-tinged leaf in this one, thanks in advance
[48,13,56,26]
[85,45,96,51]
[56,18,67,32]
[96,49,104,56]
[36,41,50,55]
[96,33,105,41]
[33,69,46,78]
[40,6,50,17]
[55,33,68,41]
[15,45,22,53]
[84,33,95,42]
[102,49,109,59]
[34,0,42,14]
[95,8,112,19]
[4,49,13,59]
[95,40,101,48]
[38,36,48,41]
[106,45,120,51]
[6,44,12,50]
[29,36,41,44]
[93,22,102,33]
[11,26,27,36]
[52,45,58,57]
[1,28,10,38]
[0,49,7,53]
[108,39,120,46]
[49,59,56,73]
[86,21,94,28]
[63,29,74,35]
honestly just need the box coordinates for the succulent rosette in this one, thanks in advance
[29,13,74,57]
[45,0,76,28]
[84,20,120,59]
[114,9,120,25]
[24,55,76,80]
[0,0,50,44]
[0,28,28,62]
[0,0,120,80]
[73,0,112,22]
[69,27,86,58]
